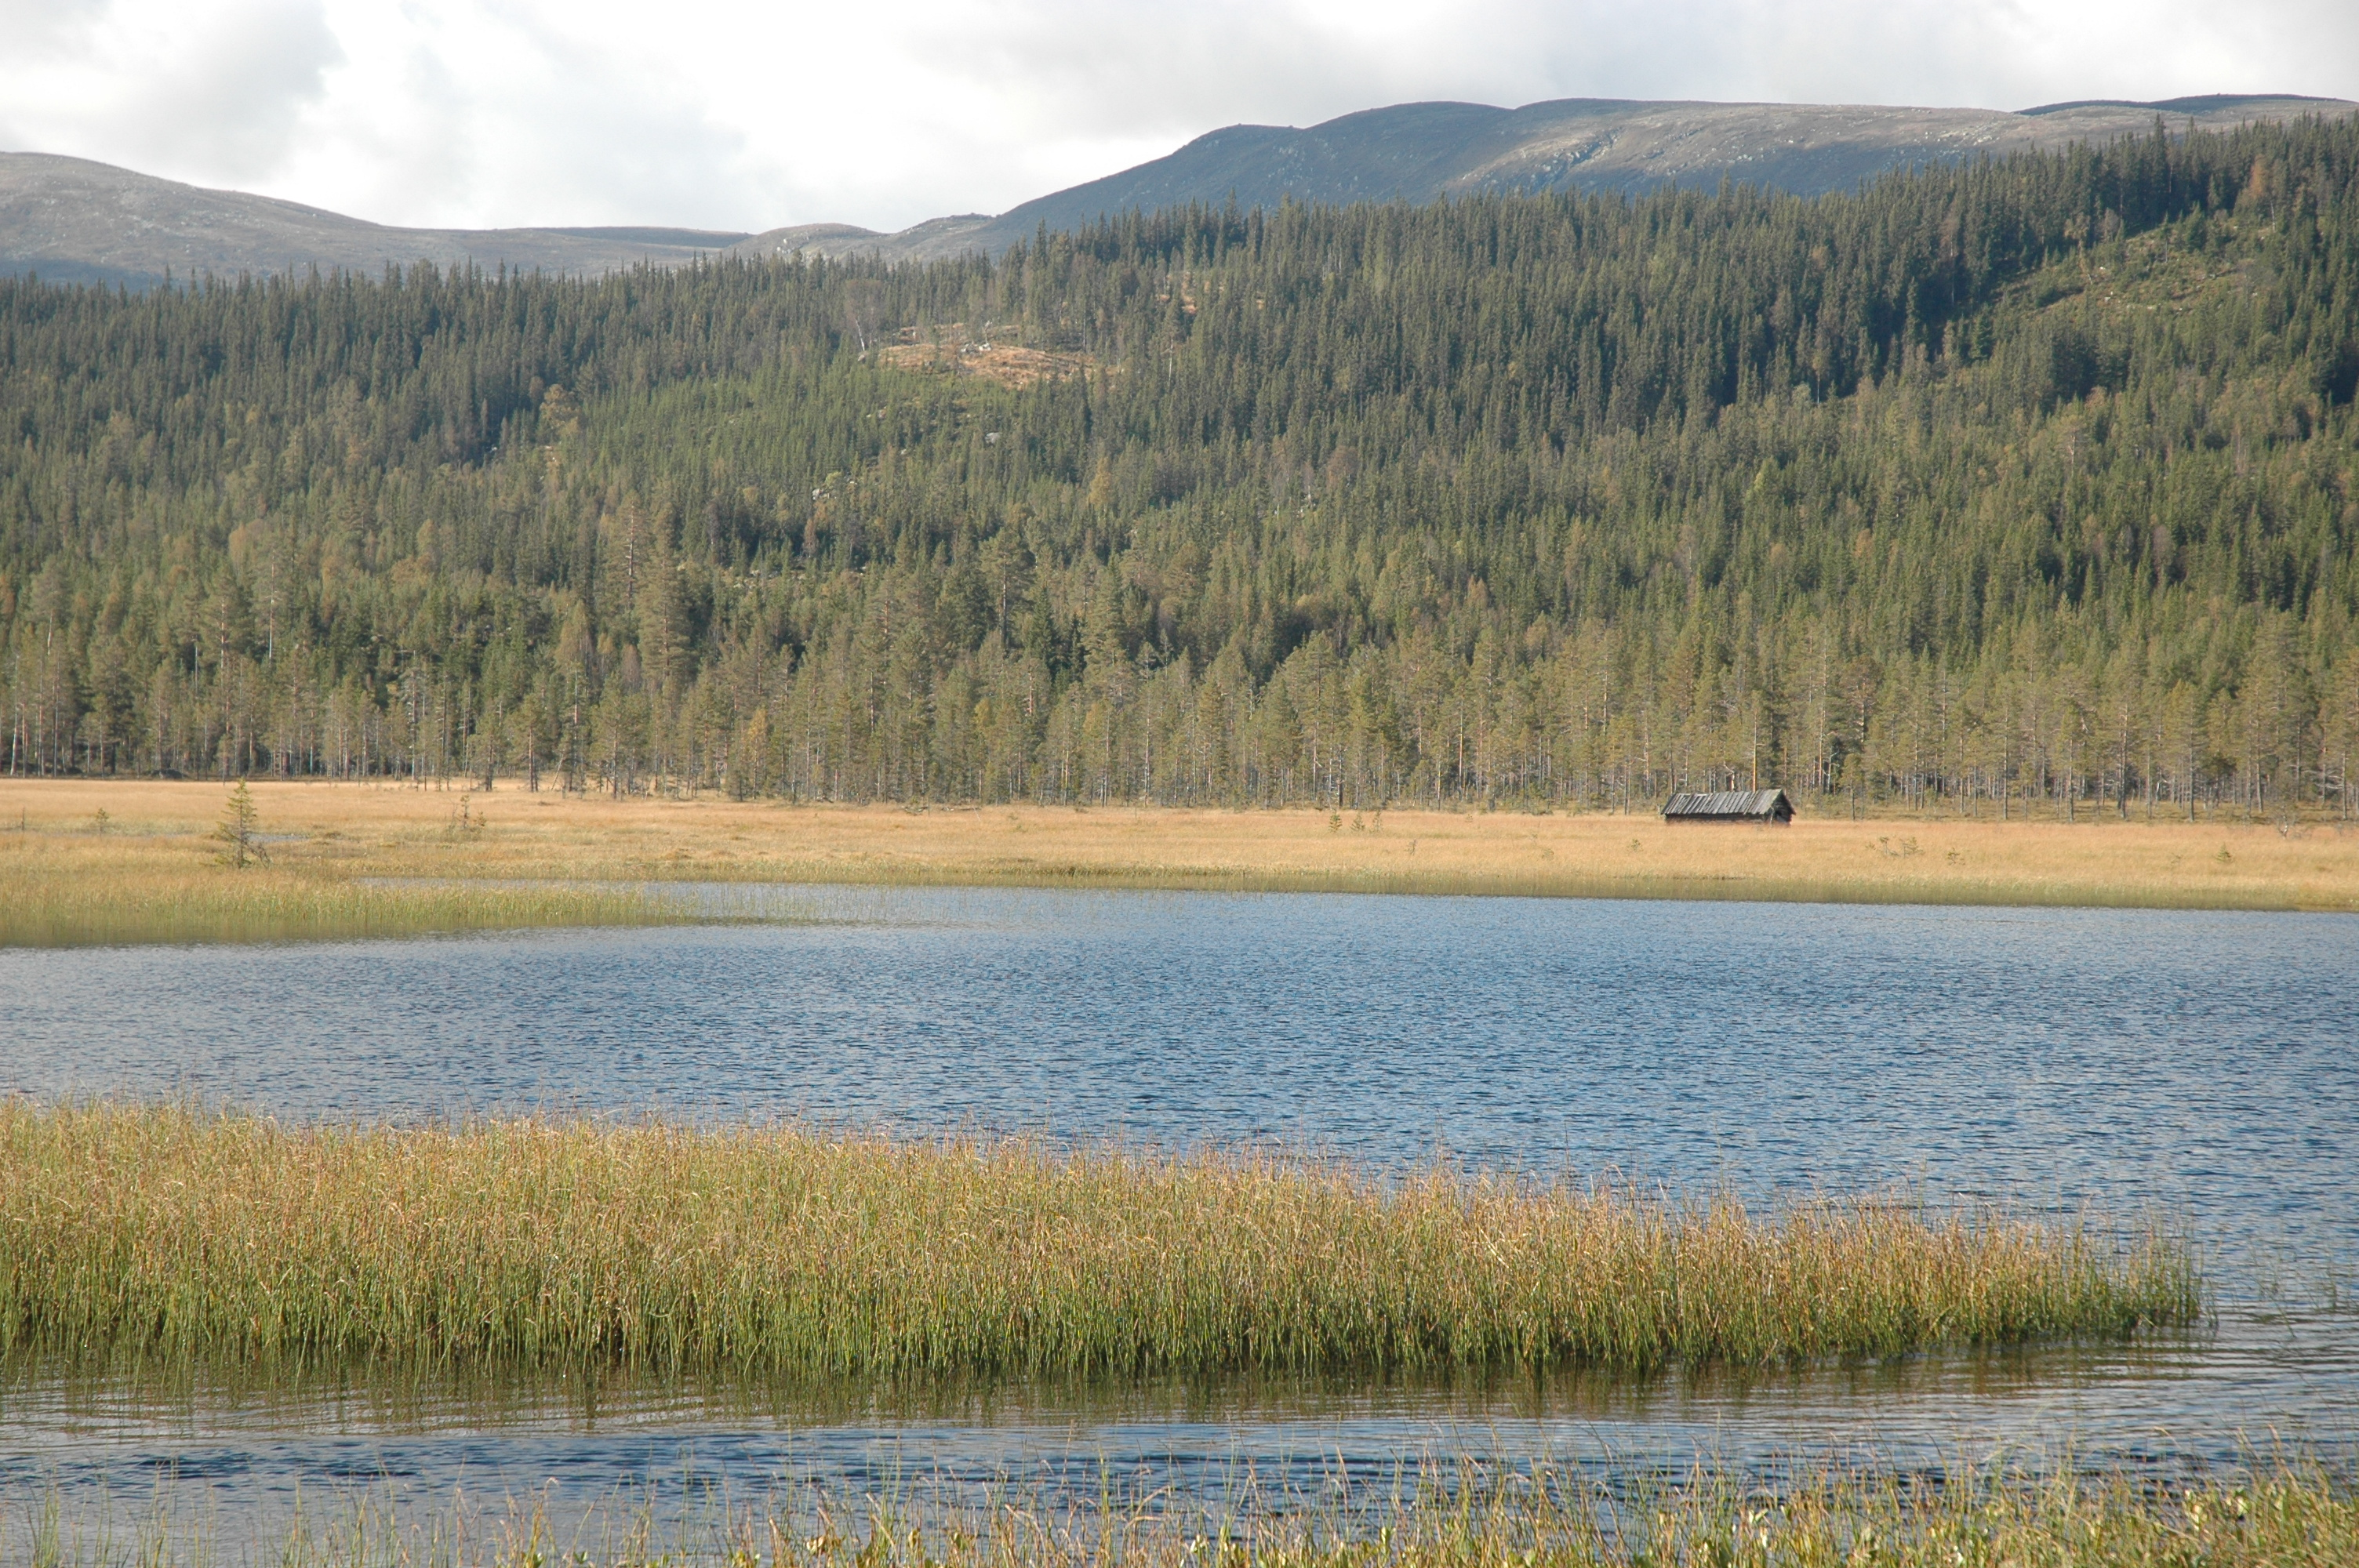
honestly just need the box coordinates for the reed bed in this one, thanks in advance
[0,1104,2199,1381]
[0,837,687,946]
[19,1462,2354,1568]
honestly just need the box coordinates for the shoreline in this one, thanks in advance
[4,779,2356,946]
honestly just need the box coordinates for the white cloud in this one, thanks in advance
[264,1,757,232]
[3,0,2354,232]
[1,0,341,183]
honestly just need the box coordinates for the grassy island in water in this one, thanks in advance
[0,1104,2197,1380]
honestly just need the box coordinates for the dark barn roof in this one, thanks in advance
[1662,788,1794,822]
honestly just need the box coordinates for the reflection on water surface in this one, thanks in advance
[2,888,2354,1532]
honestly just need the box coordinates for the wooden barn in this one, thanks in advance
[1661,788,1794,824]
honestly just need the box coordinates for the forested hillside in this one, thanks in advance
[4,117,2357,815]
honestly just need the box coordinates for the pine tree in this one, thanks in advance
[0,116,2354,815]
[211,782,267,869]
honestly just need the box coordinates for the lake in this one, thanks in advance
[3,888,2354,1541]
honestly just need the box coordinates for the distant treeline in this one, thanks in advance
[3,116,2357,815]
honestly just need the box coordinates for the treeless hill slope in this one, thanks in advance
[14,94,2354,282]
[731,93,2358,264]
[725,214,999,267]
[0,152,749,288]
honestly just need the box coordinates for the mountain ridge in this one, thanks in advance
[8,93,2353,285]
[737,93,2354,264]
[0,152,751,289]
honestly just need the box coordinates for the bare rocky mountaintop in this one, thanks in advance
[752,93,2355,264]
[9,93,2352,285]
[0,153,751,289]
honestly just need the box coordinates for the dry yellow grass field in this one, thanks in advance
[2,778,2354,943]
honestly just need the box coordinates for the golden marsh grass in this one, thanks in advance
[0,1104,2200,1381]
[0,832,688,946]
[2,780,2354,948]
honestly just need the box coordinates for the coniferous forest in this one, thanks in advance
[4,116,2357,815]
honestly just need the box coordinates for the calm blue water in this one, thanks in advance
[2,889,2354,1540]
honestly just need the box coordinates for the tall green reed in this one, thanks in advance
[0,1105,2200,1382]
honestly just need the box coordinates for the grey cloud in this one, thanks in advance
[0,0,113,145]
[910,1,1446,142]
[99,0,343,182]
[370,9,759,227]
[504,52,754,223]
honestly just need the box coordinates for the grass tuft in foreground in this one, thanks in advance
[0,1104,2199,1380]
[20,1463,2356,1568]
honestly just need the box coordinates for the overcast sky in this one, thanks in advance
[4,0,2355,234]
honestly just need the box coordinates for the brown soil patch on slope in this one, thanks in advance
[876,341,1091,387]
